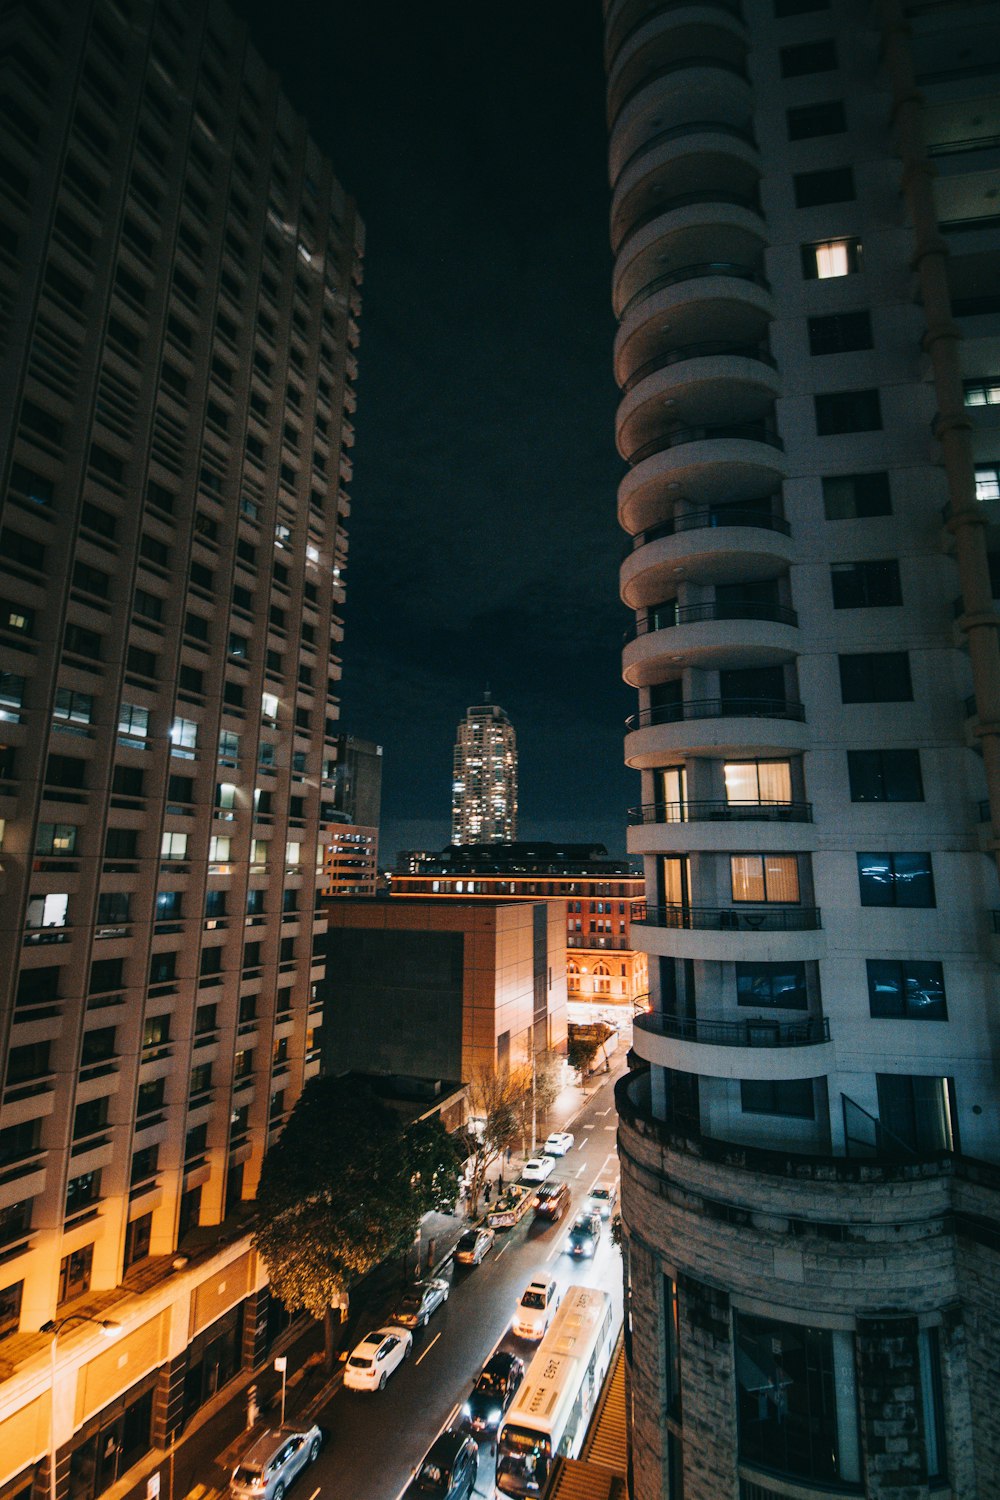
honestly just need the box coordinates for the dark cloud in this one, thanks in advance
[236,0,637,860]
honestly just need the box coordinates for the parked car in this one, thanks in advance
[583,1181,618,1220]
[533,1181,571,1222]
[454,1226,495,1266]
[393,1277,450,1328]
[343,1326,413,1391]
[514,1276,559,1339]
[230,1426,322,1500]
[566,1211,602,1259]
[544,1131,575,1156]
[461,1352,525,1440]
[520,1155,556,1183]
[404,1430,479,1500]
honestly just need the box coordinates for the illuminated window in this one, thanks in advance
[170,716,198,755]
[964,380,1000,407]
[730,855,800,903]
[261,692,279,721]
[161,831,188,860]
[208,836,231,863]
[724,761,791,805]
[801,237,860,278]
[976,466,1000,502]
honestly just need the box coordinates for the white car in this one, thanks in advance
[513,1276,559,1340]
[544,1131,575,1156]
[583,1181,618,1220]
[520,1155,556,1183]
[343,1326,413,1391]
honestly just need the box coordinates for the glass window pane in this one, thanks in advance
[731,855,765,901]
[764,856,800,902]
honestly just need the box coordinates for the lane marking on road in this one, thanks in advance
[601,1152,617,1173]
[495,1239,511,1258]
[596,1108,612,1117]
[603,1125,616,1131]
[546,1239,562,1261]
[575,1164,587,1177]
[308,1489,321,1500]
[578,1137,590,1148]
[415,1331,442,1366]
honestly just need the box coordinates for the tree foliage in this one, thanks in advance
[567,1033,602,1080]
[252,1077,461,1361]
[464,1066,527,1216]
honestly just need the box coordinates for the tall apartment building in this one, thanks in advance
[451,697,518,844]
[0,0,362,1488]
[605,0,1000,1493]
[319,732,381,895]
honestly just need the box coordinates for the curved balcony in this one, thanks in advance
[625,697,808,766]
[609,23,749,121]
[617,352,780,459]
[605,0,745,74]
[612,119,758,198]
[633,900,820,931]
[619,432,788,536]
[622,602,798,683]
[615,265,773,386]
[632,1008,833,1081]
[621,507,794,605]
[631,899,824,962]
[621,338,774,396]
[614,200,766,318]
[628,798,812,823]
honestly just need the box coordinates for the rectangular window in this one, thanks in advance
[740,1078,816,1117]
[219,730,240,764]
[867,959,946,1019]
[815,388,882,434]
[965,380,1000,407]
[780,38,837,76]
[0,673,25,722]
[124,1213,152,1268]
[36,823,77,855]
[736,961,808,1009]
[736,1312,859,1484]
[857,851,935,907]
[786,99,846,139]
[975,466,1000,502]
[839,651,912,703]
[847,749,923,802]
[58,1243,93,1303]
[822,471,891,519]
[876,1074,955,1152]
[794,167,855,208]
[170,717,198,753]
[808,309,872,354]
[160,831,188,860]
[724,760,792,805]
[730,854,800,903]
[830,559,901,608]
[0,1280,23,1340]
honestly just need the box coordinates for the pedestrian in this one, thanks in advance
[484,1179,492,1204]
[506,1145,512,1166]
[498,1171,504,1192]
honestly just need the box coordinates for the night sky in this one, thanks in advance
[236,1,635,863]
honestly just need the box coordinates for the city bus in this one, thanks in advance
[495,1285,615,1497]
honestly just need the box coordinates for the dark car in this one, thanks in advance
[404,1430,478,1500]
[566,1211,602,1258]
[533,1181,571,1222]
[461,1352,525,1441]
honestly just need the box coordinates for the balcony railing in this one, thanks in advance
[632,901,821,931]
[607,0,744,68]
[623,189,762,243]
[625,505,790,555]
[628,799,812,824]
[623,339,776,393]
[626,696,806,731]
[627,419,783,467]
[625,600,797,641]
[619,260,770,321]
[616,55,750,121]
[614,119,757,184]
[635,1009,829,1048]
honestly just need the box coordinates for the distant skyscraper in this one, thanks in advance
[451,697,517,844]
[321,735,382,895]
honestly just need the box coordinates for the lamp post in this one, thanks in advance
[273,1356,287,1427]
[41,1314,122,1500]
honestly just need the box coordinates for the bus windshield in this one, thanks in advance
[496,1427,551,1496]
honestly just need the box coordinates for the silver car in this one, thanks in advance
[393,1277,450,1328]
[230,1426,322,1500]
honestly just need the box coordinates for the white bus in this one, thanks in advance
[496,1285,615,1497]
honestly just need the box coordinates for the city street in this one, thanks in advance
[189,1064,625,1500]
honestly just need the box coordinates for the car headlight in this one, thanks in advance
[488,1408,502,1424]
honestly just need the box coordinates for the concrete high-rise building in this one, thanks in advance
[0,0,362,1486]
[451,697,518,844]
[320,734,381,895]
[605,0,1000,1493]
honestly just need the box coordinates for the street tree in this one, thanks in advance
[464,1065,527,1217]
[567,1032,602,1083]
[252,1076,461,1369]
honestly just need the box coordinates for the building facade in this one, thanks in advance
[319,897,568,1082]
[605,0,1000,1493]
[450,698,518,844]
[320,734,381,895]
[0,0,362,1491]
[392,842,649,1012]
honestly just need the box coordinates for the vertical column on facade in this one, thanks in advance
[880,0,1000,875]
[153,1355,187,1449]
[676,1274,736,1500]
[855,1313,930,1498]
[243,1286,271,1370]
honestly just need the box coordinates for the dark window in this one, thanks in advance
[104,827,138,858]
[137,1077,166,1116]
[736,1312,845,1483]
[822,471,891,519]
[89,956,124,994]
[0,1280,23,1340]
[735,961,808,1009]
[179,665,204,694]
[126,645,157,678]
[815,388,882,434]
[0,1200,31,1250]
[81,1028,116,1067]
[130,1144,159,1183]
[876,1074,956,1153]
[839,652,912,704]
[10,464,55,507]
[66,1169,102,1214]
[149,951,177,984]
[190,1062,212,1095]
[64,622,102,660]
[46,754,86,789]
[830,559,901,608]
[185,1123,208,1159]
[794,166,855,208]
[73,1095,108,1140]
[1,528,45,571]
[847,749,923,802]
[140,534,170,567]
[808,309,872,354]
[780,38,837,75]
[200,946,223,977]
[740,1078,815,1117]
[134,588,163,622]
[867,960,946,1019]
[58,1244,92,1302]
[142,1014,170,1048]
[857,851,935,908]
[82,500,116,538]
[124,1212,152,1267]
[787,99,846,139]
[6,1042,51,1084]
[16,966,60,1008]
[21,400,65,445]
[0,1120,41,1167]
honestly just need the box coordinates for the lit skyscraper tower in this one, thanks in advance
[451,697,518,844]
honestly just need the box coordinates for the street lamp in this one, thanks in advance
[42,1314,122,1500]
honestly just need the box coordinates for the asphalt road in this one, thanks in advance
[301,1068,625,1500]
